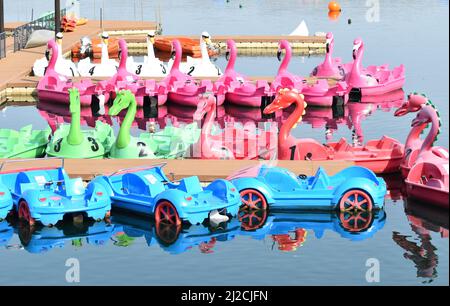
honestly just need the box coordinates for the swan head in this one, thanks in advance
[56,32,63,46]
[325,32,334,53]
[352,38,363,60]
[101,32,110,45]
[147,30,156,45]
[201,31,212,45]
[79,36,92,54]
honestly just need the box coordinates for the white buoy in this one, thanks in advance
[289,20,309,36]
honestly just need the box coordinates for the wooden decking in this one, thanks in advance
[0,20,158,99]
[0,159,354,181]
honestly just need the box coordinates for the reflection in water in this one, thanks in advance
[239,209,387,249]
[5,219,121,254]
[1,208,387,255]
[393,200,449,283]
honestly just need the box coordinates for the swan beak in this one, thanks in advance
[293,123,298,129]
[204,37,212,45]
[150,37,155,45]
[302,110,306,115]
[103,38,109,45]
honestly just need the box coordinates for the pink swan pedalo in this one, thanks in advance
[193,95,277,160]
[400,95,448,208]
[159,40,220,107]
[271,39,348,107]
[346,38,405,100]
[37,39,97,106]
[310,32,347,80]
[215,39,270,108]
[263,89,405,174]
[103,39,165,107]
[395,93,449,178]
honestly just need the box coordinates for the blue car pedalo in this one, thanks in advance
[91,163,241,226]
[0,181,13,221]
[228,165,387,212]
[0,160,111,227]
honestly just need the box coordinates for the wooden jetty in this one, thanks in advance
[0,159,354,182]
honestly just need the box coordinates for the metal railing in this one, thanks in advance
[0,32,6,59]
[13,8,66,52]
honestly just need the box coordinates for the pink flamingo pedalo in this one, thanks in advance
[310,32,346,80]
[263,89,404,174]
[346,38,405,98]
[215,39,270,108]
[192,95,277,160]
[402,96,449,208]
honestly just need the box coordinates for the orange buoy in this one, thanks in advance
[328,1,341,12]
[328,10,341,21]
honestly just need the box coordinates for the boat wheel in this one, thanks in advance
[155,220,182,246]
[155,201,182,226]
[240,189,268,210]
[18,220,35,246]
[238,208,268,231]
[339,190,373,213]
[339,211,373,232]
[18,200,35,227]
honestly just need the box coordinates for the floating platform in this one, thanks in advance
[0,159,354,182]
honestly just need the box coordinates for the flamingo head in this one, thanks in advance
[352,38,363,60]
[147,30,156,45]
[171,39,182,60]
[394,93,428,117]
[277,40,290,61]
[263,88,307,114]
[325,32,334,53]
[109,90,133,116]
[193,95,216,121]
[225,39,236,61]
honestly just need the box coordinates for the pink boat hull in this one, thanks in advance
[358,77,405,97]
[37,89,93,106]
[405,181,449,209]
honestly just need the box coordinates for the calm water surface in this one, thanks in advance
[0,0,448,285]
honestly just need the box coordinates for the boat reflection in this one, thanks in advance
[239,209,387,250]
[393,199,448,283]
[110,212,240,255]
[12,220,121,254]
[0,220,14,247]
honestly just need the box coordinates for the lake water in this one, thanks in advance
[0,0,448,285]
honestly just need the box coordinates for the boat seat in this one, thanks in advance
[264,171,300,192]
[122,173,164,197]
[177,176,203,195]
[334,138,350,151]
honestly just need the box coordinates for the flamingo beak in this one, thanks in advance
[263,102,282,115]
[171,49,176,59]
[225,50,230,61]
[277,50,282,62]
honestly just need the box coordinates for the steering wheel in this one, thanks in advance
[298,174,308,180]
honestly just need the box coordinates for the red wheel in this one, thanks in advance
[240,189,268,210]
[155,201,181,226]
[155,221,182,246]
[339,190,373,213]
[18,200,35,226]
[238,208,268,231]
[339,211,373,232]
